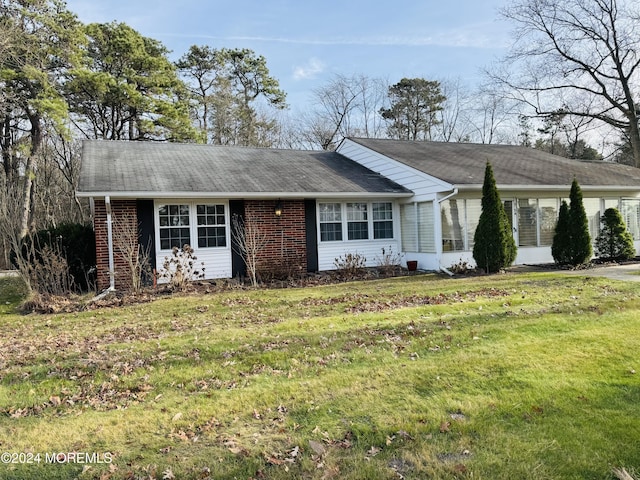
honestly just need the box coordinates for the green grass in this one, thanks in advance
[0,272,639,479]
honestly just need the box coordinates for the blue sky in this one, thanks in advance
[64,0,512,112]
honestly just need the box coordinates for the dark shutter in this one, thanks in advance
[229,200,246,278]
[136,199,156,284]
[305,199,318,272]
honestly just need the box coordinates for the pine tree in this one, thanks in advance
[567,178,592,265]
[473,162,517,273]
[595,208,636,260]
[551,200,571,264]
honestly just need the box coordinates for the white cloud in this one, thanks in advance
[292,58,326,81]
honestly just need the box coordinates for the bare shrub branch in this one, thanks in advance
[231,214,269,287]
[112,213,152,293]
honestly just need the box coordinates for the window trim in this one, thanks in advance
[155,200,230,252]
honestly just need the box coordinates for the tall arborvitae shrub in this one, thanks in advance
[567,178,592,265]
[473,162,517,273]
[595,208,636,260]
[551,200,571,264]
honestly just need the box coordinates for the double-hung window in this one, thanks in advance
[373,202,394,239]
[197,204,226,247]
[158,202,227,250]
[347,203,368,240]
[158,204,191,250]
[319,203,343,241]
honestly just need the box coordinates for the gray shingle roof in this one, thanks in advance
[77,141,411,197]
[349,138,640,188]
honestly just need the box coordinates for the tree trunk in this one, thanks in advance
[19,118,42,238]
[628,114,640,168]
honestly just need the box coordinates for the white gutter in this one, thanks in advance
[437,188,459,205]
[105,196,116,291]
[76,190,414,199]
[436,188,459,275]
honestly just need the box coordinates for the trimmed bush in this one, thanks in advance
[472,162,517,273]
[567,178,592,265]
[552,200,571,264]
[595,208,636,260]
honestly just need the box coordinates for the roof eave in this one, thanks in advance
[75,190,414,199]
[456,184,640,192]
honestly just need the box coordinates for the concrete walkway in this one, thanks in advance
[561,263,640,282]
[510,262,640,282]
[0,270,19,278]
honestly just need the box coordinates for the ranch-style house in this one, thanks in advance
[76,138,640,290]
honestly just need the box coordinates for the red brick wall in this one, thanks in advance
[94,199,138,291]
[243,199,307,278]
[93,198,309,289]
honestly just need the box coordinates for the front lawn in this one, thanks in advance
[0,272,638,479]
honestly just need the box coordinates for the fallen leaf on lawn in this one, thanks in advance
[266,456,284,465]
[440,421,451,433]
[162,468,176,479]
[309,440,326,456]
[321,466,341,479]
[172,412,182,422]
[366,446,381,457]
[288,445,300,459]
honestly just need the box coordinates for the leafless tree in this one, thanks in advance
[299,73,388,150]
[434,78,473,142]
[492,0,640,166]
[466,86,522,144]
